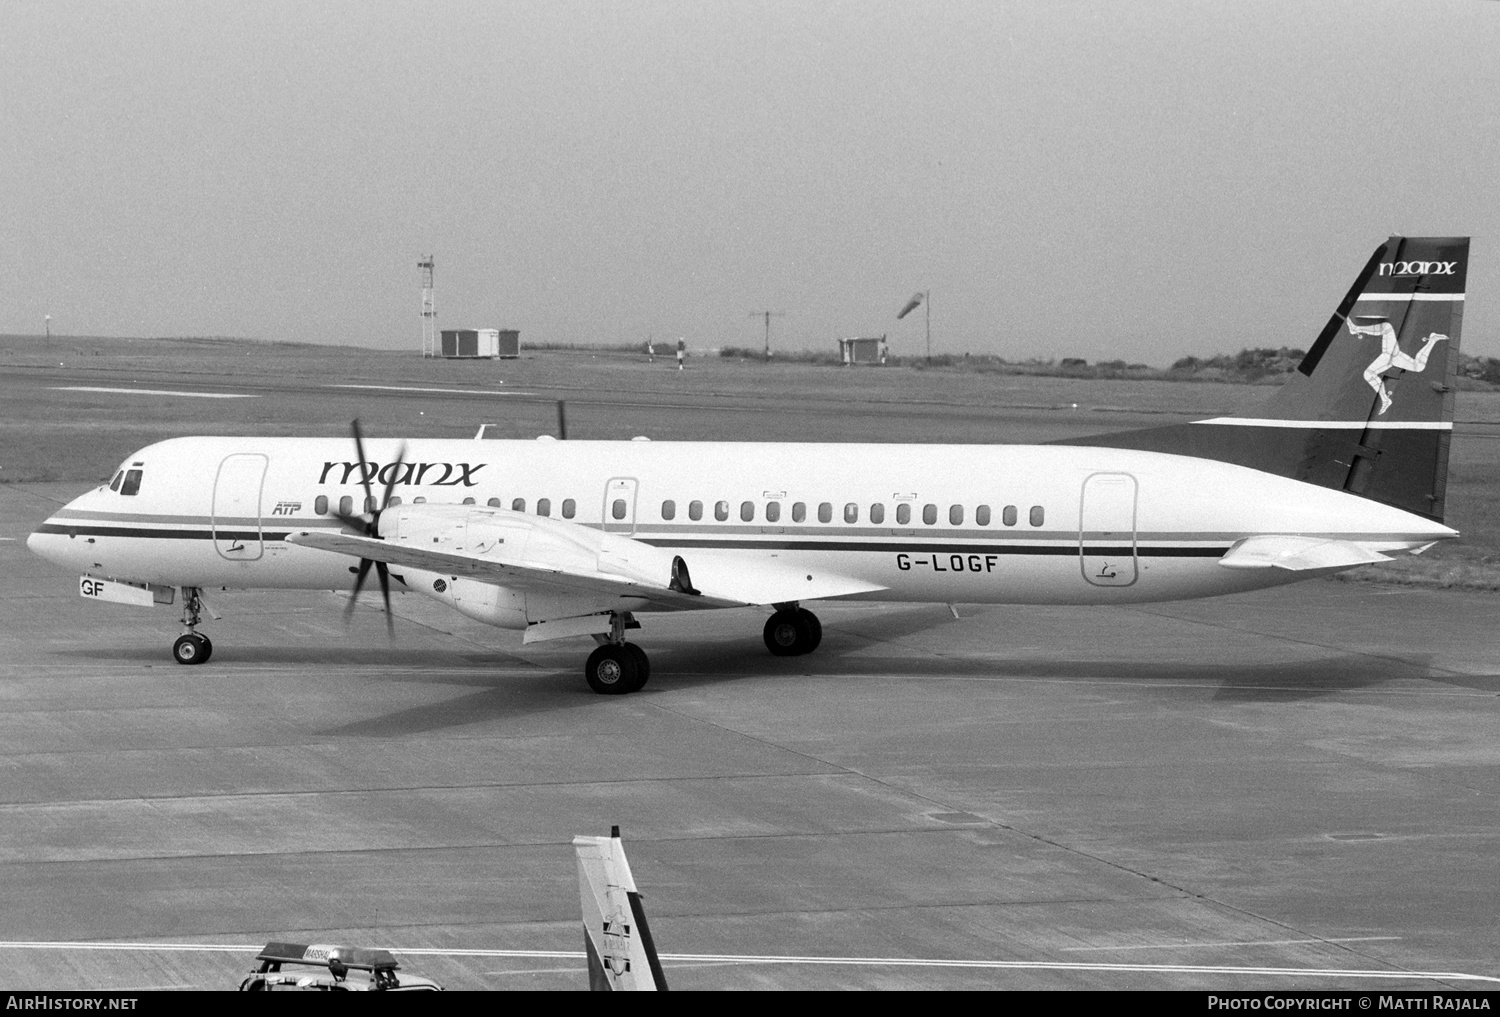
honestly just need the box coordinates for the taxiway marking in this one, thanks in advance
[51,386,259,399]
[0,941,1494,984]
[1059,936,1403,952]
[328,384,536,396]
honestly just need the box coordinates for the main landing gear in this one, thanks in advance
[584,613,650,695]
[171,587,212,665]
[763,605,822,657]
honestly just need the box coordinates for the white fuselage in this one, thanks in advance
[28,435,1455,623]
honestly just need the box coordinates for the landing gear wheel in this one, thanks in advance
[195,634,213,663]
[796,609,822,653]
[624,643,651,689]
[173,634,209,666]
[585,644,643,695]
[764,610,813,657]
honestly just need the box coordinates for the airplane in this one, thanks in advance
[574,826,667,991]
[28,236,1469,694]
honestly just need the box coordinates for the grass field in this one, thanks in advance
[4,333,1497,590]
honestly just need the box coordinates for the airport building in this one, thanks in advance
[439,328,520,359]
[838,335,887,365]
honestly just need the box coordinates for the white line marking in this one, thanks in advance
[1059,936,1402,952]
[0,941,1494,983]
[51,386,259,399]
[1355,293,1464,302]
[328,384,535,396]
[1192,418,1452,430]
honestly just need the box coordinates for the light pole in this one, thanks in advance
[44,315,51,340]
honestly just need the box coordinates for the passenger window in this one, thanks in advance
[896,503,911,525]
[792,502,805,523]
[818,502,832,523]
[314,495,328,515]
[612,499,627,520]
[1030,505,1045,526]
[365,495,378,513]
[120,470,143,496]
[537,498,551,516]
[740,501,755,522]
[844,502,858,523]
[922,503,937,525]
[488,497,502,508]
[689,500,703,521]
[562,498,576,518]
[766,501,780,522]
[339,495,353,516]
[715,500,729,521]
[462,497,475,505]
[661,500,675,521]
[512,498,526,512]
[949,504,964,525]
[388,496,402,507]
[109,471,124,492]
[412,497,426,504]
[1002,505,1018,526]
[976,505,991,526]
[870,504,885,524]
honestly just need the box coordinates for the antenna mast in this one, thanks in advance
[749,309,786,361]
[418,256,436,357]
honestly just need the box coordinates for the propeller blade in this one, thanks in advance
[350,419,376,524]
[332,510,367,534]
[345,557,372,620]
[376,561,395,639]
[378,441,408,520]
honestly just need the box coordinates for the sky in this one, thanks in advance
[4,0,1498,364]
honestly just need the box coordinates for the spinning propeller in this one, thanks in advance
[332,419,407,637]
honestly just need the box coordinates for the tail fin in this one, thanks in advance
[574,826,668,992]
[1055,236,1468,521]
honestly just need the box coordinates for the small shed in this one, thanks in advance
[839,335,887,365]
[439,329,520,359]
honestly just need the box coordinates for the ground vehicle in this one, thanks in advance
[238,941,442,991]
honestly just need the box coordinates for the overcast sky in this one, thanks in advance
[4,0,1497,363]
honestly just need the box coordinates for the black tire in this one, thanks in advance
[173,634,205,665]
[585,644,640,695]
[763,611,809,657]
[625,643,651,689]
[196,635,213,663]
[796,609,822,653]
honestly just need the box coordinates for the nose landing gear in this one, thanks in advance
[171,587,212,665]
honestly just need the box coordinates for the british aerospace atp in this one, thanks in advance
[29,237,1469,694]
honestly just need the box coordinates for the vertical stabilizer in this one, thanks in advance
[1053,237,1468,521]
[574,826,668,991]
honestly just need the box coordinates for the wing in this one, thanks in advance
[286,504,885,610]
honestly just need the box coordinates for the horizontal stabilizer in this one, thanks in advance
[1218,534,1393,572]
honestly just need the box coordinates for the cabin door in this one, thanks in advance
[213,454,268,561]
[602,477,639,535]
[1079,472,1137,587]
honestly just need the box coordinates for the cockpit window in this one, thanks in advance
[109,471,124,492]
[120,469,143,496]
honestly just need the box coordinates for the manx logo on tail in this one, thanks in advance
[1052,235,1468,521]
